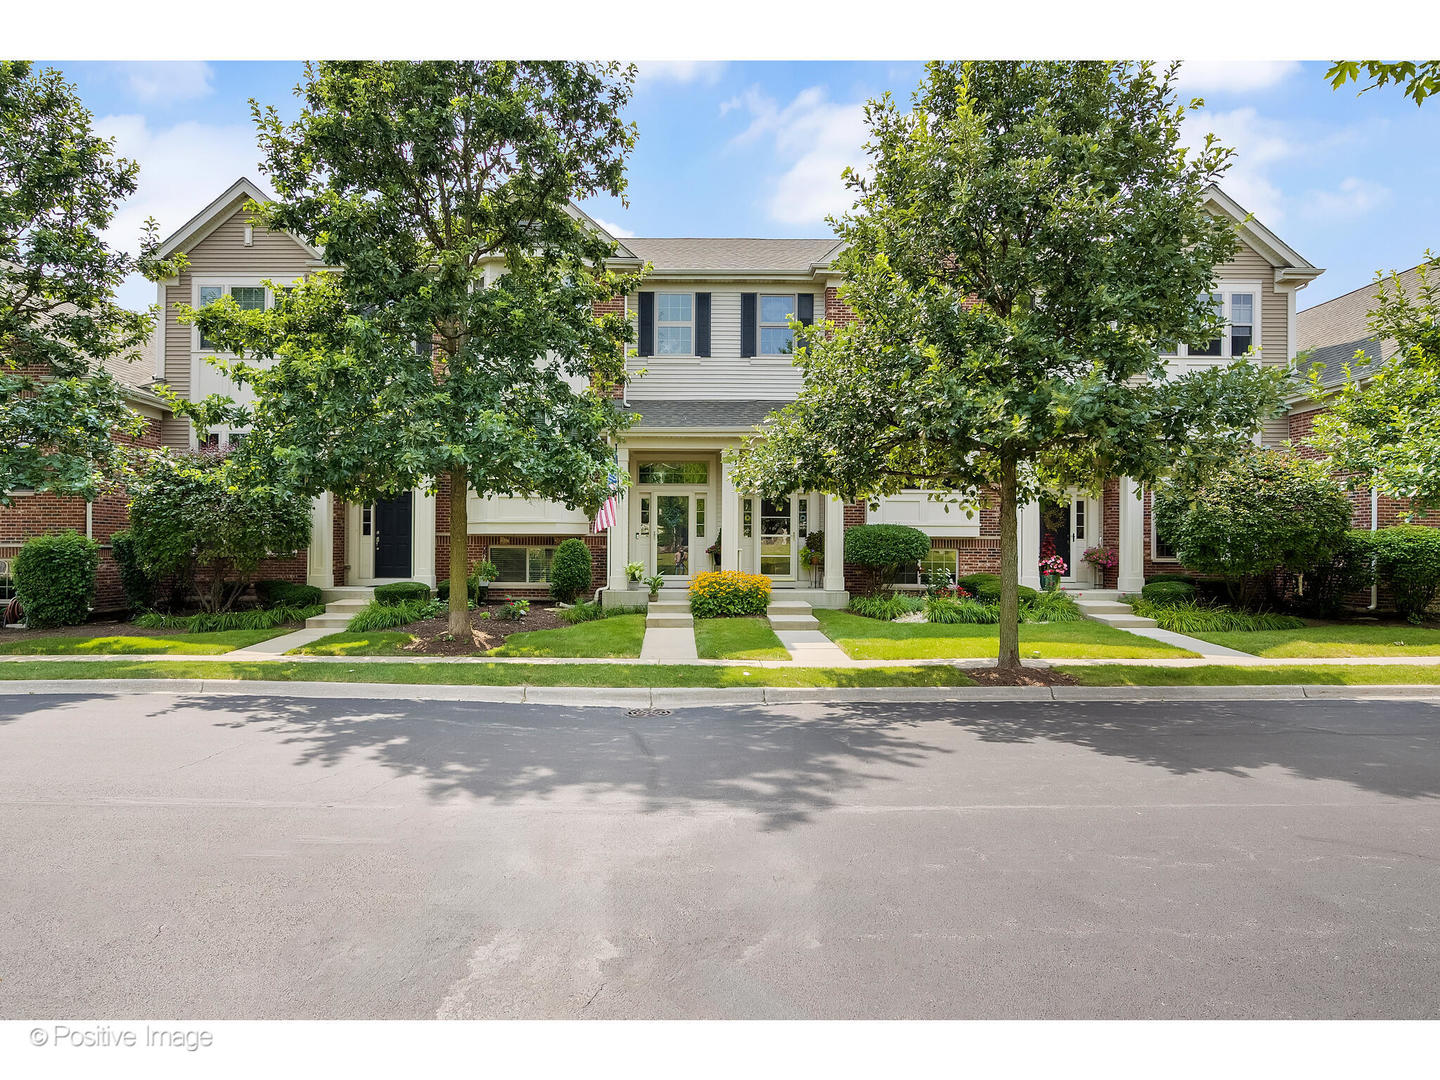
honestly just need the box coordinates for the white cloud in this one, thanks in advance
[1170,60,1301,96]
[593,217,635,238]
[725,86,868,226]
[114,61,215,104]
[1182,105,1295,223]
[1300,176,1392,221]
[636,61,726,87]
[94,113,266,310]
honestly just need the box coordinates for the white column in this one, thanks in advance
[1117,475,1145,594]
[1018,498,1042,591]
[306,492,334,589]
[823,494,845,592]
[412,486,437,587]
[720,456,741,573]
[607,447,632,592]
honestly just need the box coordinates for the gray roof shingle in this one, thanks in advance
[1300,334,1385,389]
[620,237,841,273]
[1297,263,1433,386]
[616,399,790,430]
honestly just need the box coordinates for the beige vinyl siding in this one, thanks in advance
[1215,241,1289,367]
[625,281,823,401]
[159,201,321,449]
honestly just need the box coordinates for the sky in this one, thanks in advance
[44,59,1440,313]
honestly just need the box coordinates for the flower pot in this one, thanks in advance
[648,592,659,602]
[1040,573,1061,592]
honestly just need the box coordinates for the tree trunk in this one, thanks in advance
[448,464,473,638]
[997,453,1021,671]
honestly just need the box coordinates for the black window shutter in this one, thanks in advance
[638,292,655,357]
[740,292,757,358]
[694,293,711,357]
[796,293,814,326]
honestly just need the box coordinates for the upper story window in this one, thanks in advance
[197,285,266,351]
[655,293,693,355]
[1162,287,1260,361]
[759,294,796,356]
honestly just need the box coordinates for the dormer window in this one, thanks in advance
[655,293,693,355]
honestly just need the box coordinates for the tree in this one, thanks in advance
[127,453,311,613]
[0,61,182,503]
[731,61,1287,669]
[187,61,644,636]
[1327,61,1440,106]
[1151,449,1353,608]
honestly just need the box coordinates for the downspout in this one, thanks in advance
[1368,485,1379,610]
[85,501,93,541]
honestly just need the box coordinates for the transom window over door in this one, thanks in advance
[759,294,796,356]
[656,293,693,355]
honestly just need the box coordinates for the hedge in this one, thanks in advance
[957,572,1038,604]
[13,531,99,628]
[254,580,323,609]
[109,529,156,614]
[844,524,930,582]
[373,581,432,605]
[688,571,771,618]
[1359,526,1440,622]
[548,538,593,604]
[1141,580,1196,604]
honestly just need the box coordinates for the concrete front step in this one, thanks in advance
[645,614,694,629]
[1087,611,1159,629]
[325,598,370,612]
[769,613,820,630]
[305,613,353,629]
[1076,601,1135,614]
[768,600,814,615]
[648,601,691,616]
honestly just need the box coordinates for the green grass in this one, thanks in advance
[1059,664,1440,686]
[815,609,1197,660]
[1193,622,1440,658]
[291,631,416,656]
[0,628,292,656]
[695,617,790,660]
[0,659,975,688]
[485,613,646,658]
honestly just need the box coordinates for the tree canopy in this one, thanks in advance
[0,61,182,504]
[1327,61,1440,106]
[185,61,644,634]
[731,61,1287,668]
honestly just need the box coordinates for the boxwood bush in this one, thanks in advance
[957,572,1038,603]
[13,531,99,628]
[688,571,771,618]
[844,524,931,583]
[373,581,432,605]
[1360,526,1440,623]
[254,579,323,609]
[548,537,593,604]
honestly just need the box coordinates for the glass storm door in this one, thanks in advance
[654,494,691,578]
[759,496,796,579]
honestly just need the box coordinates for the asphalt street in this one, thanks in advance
[1,690,1437,1019]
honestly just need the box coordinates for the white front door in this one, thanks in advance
[636,489,705,581]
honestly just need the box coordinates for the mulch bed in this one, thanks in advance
[398,602,569,656]
[961,666,1077,687]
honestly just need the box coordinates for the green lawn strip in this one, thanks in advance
[694,617,790,660]
[0,628,293,656]
[486,613,646,658]
[0,659,975,688]
[815,609,1196,660]
[291,631,416,656]
[1058,664,1440,686]
[1193,623,1440,658]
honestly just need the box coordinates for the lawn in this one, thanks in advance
[1193,622,1440,658]
[292,631,415,656]
[1058,664,1440,686]
[814,610,1197,660]
[695,617,790,660]
[0,659,975,688]
[0,628,293,656]
[486,613,646,658]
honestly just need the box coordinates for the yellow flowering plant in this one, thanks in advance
[688,570,771,618]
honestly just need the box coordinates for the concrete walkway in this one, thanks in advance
[226,626,335,658]
[776,629,854,666]
[1123,625,1255,658]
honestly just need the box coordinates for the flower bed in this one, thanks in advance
[689,571,771,618]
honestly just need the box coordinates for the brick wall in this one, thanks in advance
[824,287,856,331]
[333,501,347,587]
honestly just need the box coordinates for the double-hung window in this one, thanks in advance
[1160,287,1260,363]
[198,285,266,351]
[655,293,693,355]
[489,545,556,583]
[759,294,796,356]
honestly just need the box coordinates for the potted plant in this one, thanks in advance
[469,559,499,604]
[1080,544,1117,587]
[625,561,645,589]
[1038,554,1067,592]
[643,573,665,602]
[800,530,824,586]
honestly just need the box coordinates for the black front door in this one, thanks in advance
[374,492,413,578]
[1039,497,1071,575]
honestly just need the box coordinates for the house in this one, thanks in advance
[123,178,1325,605]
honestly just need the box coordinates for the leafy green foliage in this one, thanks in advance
[109,529,156,614]
[1022,590,1085,623]
[1142,580,1196,604]
[848,592,925,620]
[184,62,645,636]
[688,570,771,618]
[1359,526,1440,622]
[132,603,322,633]
[253,580,322,608]
[13,530,99,628]
[731,61,1282,669]
[0,63,185,503]
[958,573,1038,604]
[1152,450,1354,608]
[843,524,931,583]
[345,598,442,632]
[1125,595,1306,633]
[1306,257,1440,511]
[923,596,999,624]
[127,453,312,613]
[558,599,607,624]
[1327,61,1440,106]
[498,599,531,621]
[373,581,432,605]
[548,537,594,603]
[1144,573,1196,586]
[1294,531,1375,617]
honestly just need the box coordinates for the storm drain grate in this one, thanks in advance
[626,707,672,718]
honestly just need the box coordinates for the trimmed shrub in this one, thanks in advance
[689,570,771,618]
[346,597,441,632]
[1363,526,1440,623]
[848,592,924,621]
[109,529,156,614]
[13,531,99,628]
[923,596,1000,624]
[1144,573,1195,586]
[844,524,931,584]
[956,572,1038,604]
[373,581,432,605]
[254,579,323,609]
[133,603,323,632]
[548,538,593,604]
[1141,580,1196,604]
[1126,596,1306,634]
[1021,590,1084,623]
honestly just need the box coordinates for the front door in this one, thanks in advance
[653,493,692,579]
[1039,497,1071,577]
[374,491,413,578]
[759,495,796,580]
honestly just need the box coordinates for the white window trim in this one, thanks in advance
[488,543,557,586]
[654,292,694,358]
[1160,281,1263,366]
[189,277,276,451]
[1150,498,1180,563]
[757,292,798,359]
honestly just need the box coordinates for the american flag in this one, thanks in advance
[593,471,620,532]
